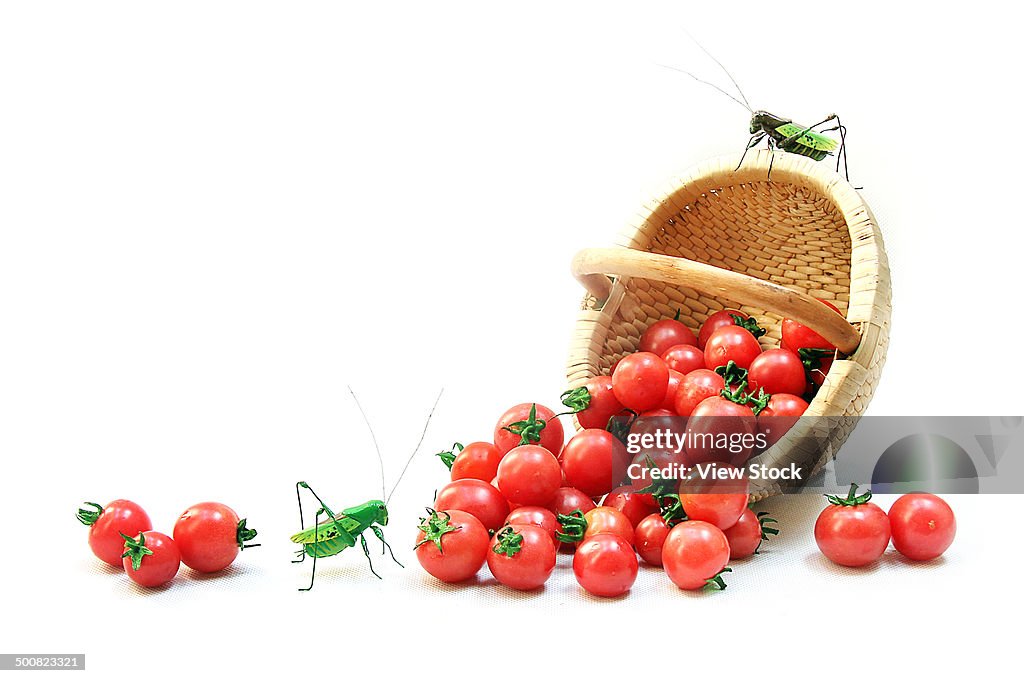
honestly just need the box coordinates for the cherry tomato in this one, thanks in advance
[634,513,672,566]
[435,479,510,534]
[76,499,153,567]
[662,344,705,375]
[814,485,891,567]
[504,506,560,542]
[698,309,745,349]
[575,375,628,431]
[496,445,562,506]
[121,531,181,588]
[677,463,749,530]
[887,493,956,561]
[639,319,698,357]
[757,393,808,449]
[560,429,631,498]
[781,299,841,352]
[450,441,504,482]
[722,509,778,559]
[415,509,489,583]
[487,524,557,590]
[573,534,639,597]
[685,396,757,466]
[659,370,685,413]
[494,403,565,457]
[662,521,731,590]
[674,369,725,417]
[747,348,806,396]
[612,352,670,413]
[173,502,258,573]
[602,486,658,528]
[704,325,762,371]
[583,506,634,546]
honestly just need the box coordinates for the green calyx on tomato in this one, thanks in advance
[745,388,771,416]
[635,456,678,500]
[502,404,547,447]
[559,386,591,414]
[798,347,834,373]
[658,494,688,526]
[717,382,771,416]
[755,511,779,552]
[414,508,461,553]
[715,361,749,387]
[825,483,873,507]
[606,410,638,445]
[492,526,525,557]
[236,518,260,550]
[704,567,733,591]
[729,314,766,339]
[75,501,104,526]
[435,442,464,470]
[555,509,588,544]
[120,532,154,571]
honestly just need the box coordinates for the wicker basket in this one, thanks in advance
[567,150,891,498]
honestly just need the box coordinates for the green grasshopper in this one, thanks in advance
[663,35,851,182]
[290,388,442,591]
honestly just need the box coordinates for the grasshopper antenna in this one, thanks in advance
[682,28,753,112]
[386,388,444,504]
[657,63,752,113]
[348,385,387,501]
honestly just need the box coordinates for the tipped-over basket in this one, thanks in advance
[567,150,891,499]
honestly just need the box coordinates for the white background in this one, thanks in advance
[2,1,1021,681]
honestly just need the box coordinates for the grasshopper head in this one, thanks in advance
[371,500,389,526]
[749,110,770,134]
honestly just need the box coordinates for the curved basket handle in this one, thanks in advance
[572,247,861,354]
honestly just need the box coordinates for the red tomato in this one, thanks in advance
[660,370,685,412]
[634,513,672,566]
[674,369,725,417]
[814,485,891,567]
[722,509,778,559]
[121,531,181,588]
[698,309,746,349]
[451,442,504,482]
[505,506,560,542]
[173,502,258,573]
[685,396,757,466]
[486,524,557,590]
[757,393,809,449]
[639,319,699,357]
[583,506,635,546]
[887,493,956,561]
[662,344,705,375]
[677,463,749,530]
[435,479,510,534]
[662,521,731,590]
[704,325,762,371]
[496,445,562,506]
[612,352,670,413]
[494,403,565,457]
[573,534,639,597]
[602,486,658,528]
[574,375,628,431]
[76,499,153,567]
[747,349,806,396]
[781,299,841,352]
[560,429,631,498]
[415,509,489,583]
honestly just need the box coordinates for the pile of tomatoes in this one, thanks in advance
[77,499,259,588]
